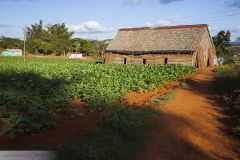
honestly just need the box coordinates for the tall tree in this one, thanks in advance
[92,39,111,57]
[69,38,95,56]
[25,20,49,54]
[81,40,95,55]
[25,21,74,55]
[47,23,74,55]
[213,31,231,56]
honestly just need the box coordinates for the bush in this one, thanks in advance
[233,126,240,136]
[223,59,235,65]
[216,65,240,137]
[58,106,159,160]
[103,106,158,139]
[58,132,135,160]
[150,92,176,107]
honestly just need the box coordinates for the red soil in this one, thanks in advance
[125,81,179,106]
[135,69,240,160]
[125,72,195,106]
[0,100,101,150]
[0,69,239,160]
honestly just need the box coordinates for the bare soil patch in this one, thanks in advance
[135,69,240,160]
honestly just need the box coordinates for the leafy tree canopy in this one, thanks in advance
[0,37,23,50]
[25,20,73,55]
[213,31,231,56]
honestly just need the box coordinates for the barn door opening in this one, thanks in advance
[207,58,210,67]
[123,58,127,64]
[143,59,147,64]
[164,58,168,64]
[208,47,215,67]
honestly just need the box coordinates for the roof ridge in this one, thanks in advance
[119,24,208,31]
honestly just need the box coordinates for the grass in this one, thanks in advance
[216,64,240,137]
[216,64,240,94]
[57,106,159,160]
[150,92,176,108]
[177,81,188,89]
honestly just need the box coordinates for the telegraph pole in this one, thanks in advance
[23,27,26,65]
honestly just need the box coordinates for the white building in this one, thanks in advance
[67,52,83,59]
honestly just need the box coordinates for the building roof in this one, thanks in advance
[5,49,22,51]
[68,52,82,54]
[106,24,210,54]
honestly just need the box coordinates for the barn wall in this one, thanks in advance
[197,28,216,68]
[105,53,193,66]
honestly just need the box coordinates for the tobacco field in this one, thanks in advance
[0,57,195,138]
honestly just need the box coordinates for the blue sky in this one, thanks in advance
[0,0,240,41]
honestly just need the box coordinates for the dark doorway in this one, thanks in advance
[143,59,147,64]
[123,58,127,64]
[164,58,168,64]
[207,58,210,67]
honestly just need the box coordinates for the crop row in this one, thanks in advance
[0,57,195,138]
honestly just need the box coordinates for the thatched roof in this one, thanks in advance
[106,24,210,54]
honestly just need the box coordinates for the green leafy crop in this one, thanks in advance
[0,57,195,138]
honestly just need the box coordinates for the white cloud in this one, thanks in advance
[208,25,240,41]
[0,21,10,27]
[146,17,181,27]
[67,21,114,33]
[73,32,116,40]
[209,26,220,33]
[230,26,240,34]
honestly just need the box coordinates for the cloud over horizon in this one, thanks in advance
[67,21,114,33]
[0,21,10,27]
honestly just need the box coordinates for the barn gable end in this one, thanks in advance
[105,24,215,68]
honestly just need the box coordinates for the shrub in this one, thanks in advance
[103,106,158,139]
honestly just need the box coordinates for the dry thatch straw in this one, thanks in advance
[196,47,206,69]
[107,24,208,54]
[208,47,215,67]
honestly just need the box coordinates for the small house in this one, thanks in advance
[105,24,216,68]
[2,49,23,57]
[67,52,83,59]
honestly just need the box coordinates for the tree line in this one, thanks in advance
[0,21,239,57]
[0,20,111,56]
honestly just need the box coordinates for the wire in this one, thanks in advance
[112,10,240,29]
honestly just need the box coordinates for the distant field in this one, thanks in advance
[0,57,195,138]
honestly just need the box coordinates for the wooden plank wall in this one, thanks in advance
[105,53,193,66]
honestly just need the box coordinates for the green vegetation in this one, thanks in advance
[216,65,240,93]
[213,31,231,56]
[0,21,111,56]
[69,38,110,57]
[0,37,23,53]
[58,106,158,160]
[177,81,188,89]
[25,20,73,55]
[0,57,195,139]
[216,64,240,136]
[150,92,176,107]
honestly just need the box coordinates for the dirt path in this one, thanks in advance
[136,69,240,160]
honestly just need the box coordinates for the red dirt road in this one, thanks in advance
[136,69,240,160]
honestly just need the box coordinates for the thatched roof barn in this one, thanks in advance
[105,24,216,68]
